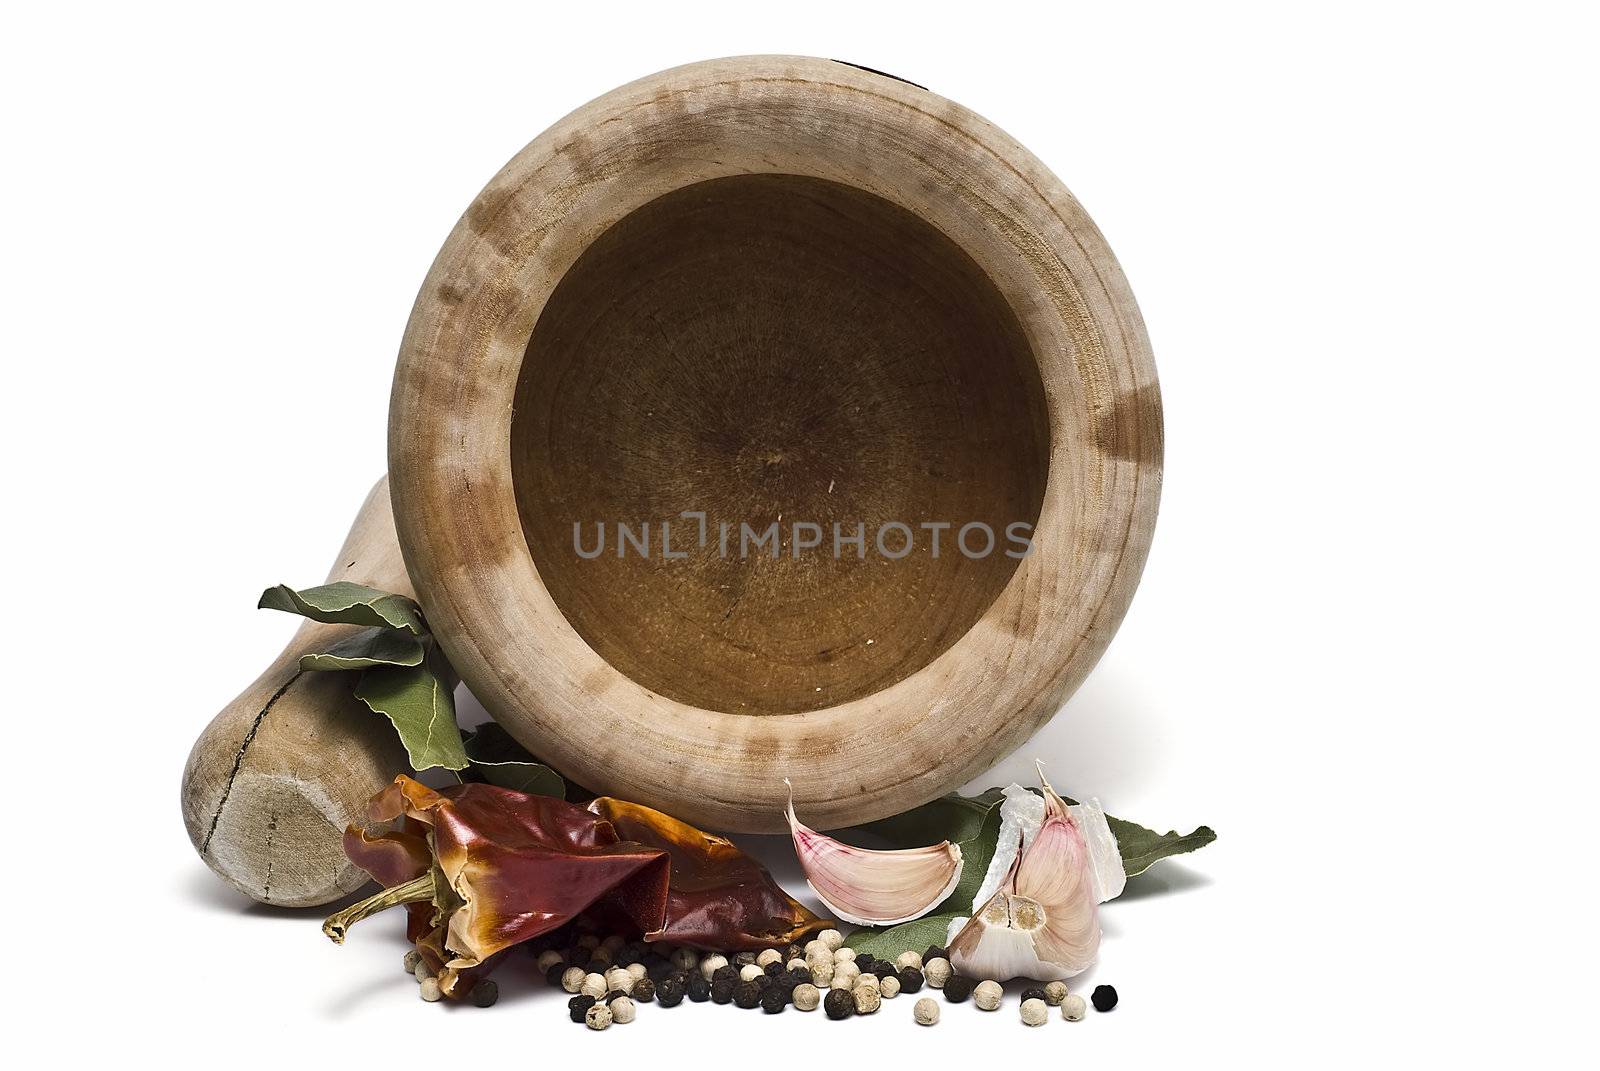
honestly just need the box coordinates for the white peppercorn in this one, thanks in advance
[1044,980,1068,1006]
[1021,997,1048,1026]
[608,996,636,1024]
[818,928,844,951]
[923,957,951,988]
[833,961,861,990]
[856,971,880,992]
[793,983,821,1011]
[810,960,834,988]
[413,961,433,984]
[914,997,940,1025]
[804,939,829,958]
[833,946,856,963]
[419,977,443,1003]
[671,947,699,972]
[532,949,561,972]
[739,964,765,983]
[880,973,901,999]
[895,950,923,971]
[756,948,783,968]
[853,984,881,1015]
[585,1003,613,1031]
[1061,994,1087,1021]
[581,972,608,999]
[403,948,424,974]
[605,967,633,994]
[699,953,728,981]
[560,966,587,993]
[786,957,809,973]
[974,980,1003,1010]
[626,962,648,983]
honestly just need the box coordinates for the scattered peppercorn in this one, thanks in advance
[792,983,821,1011]
[686,975,712,1003]
[898,967,924,993]
[1021,986,1047,1005]
[824,989,855,1020]
[710,978,735,1004]
[1061,994,1087,1021]
[943,975,976,1003]
[855,953,877,971]
[734,951,758,967]
[585,1003,613,1031]
[1043,981,1068,1006]
[656,976,686,1007]
[671,947,699,972]
[412,961,432,984]
[974,980,1003,1011]
[763,961,784,977]
[561,966,587,993]
[819,928,844,951]
[419,977,443,1003]
[733,980,763,1009]
[757,948,784,968]
[760,988,787,1014]
[568,994,596,1022]
[632,976,656,1003]
[535,949,565,972]
[881,974,902,999]
[606,990,628,1003]
[871,961,897,979]
[739,964,764,983]
[1091,984,1118,1012]
[645,955,675,981]
[923,945,948,963]
[914,996,940,1026]
[580,972,608,999]
[853,985,882,1015]
[895,950,923,971]
[544,963,566,987]
[403,949,423,975]
[609,996,636,1024]
[714,964,739,986]
[923,957,951,988]
[1020,997,1048,1026]
[700,953,729,981]
[469,980,499,1008]
[783,967,811,991]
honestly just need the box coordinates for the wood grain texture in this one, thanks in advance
[389,56,1161,833]
[180,478,410,906]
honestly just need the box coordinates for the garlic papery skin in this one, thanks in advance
[784,781,963,926]
[947,775,1100,981]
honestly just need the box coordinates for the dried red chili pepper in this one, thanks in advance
[325,776,832,999]
[324,776,669,999]
[587,796,831,949]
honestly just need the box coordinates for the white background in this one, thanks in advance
[4,2,1595,1064]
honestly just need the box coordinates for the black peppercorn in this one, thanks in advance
[645,956,676,981]
[713,964,738,986]
[943,975,976,1002]
[761,987,787,1013]
[1091,984,1118,1012]
[710,978,735,1004]
[469,980,499,1008]
[923,946,948,963]
[1021,986,1048,1004]
[633,977,656,1003]
[567,994,596,1022]
[824,988,855,1020]
[544,963,566,987]
[621,942,649,964]
[872,961,896,979]
[898,967,924,993]
[763,961,784,977]
[656,975,686,1007]
[734,951,758,966]
[606,990,628,1003]
[733,980,763,1008]
[687,975,712,1003]
[783,968,810,990]
[855,953,877,971]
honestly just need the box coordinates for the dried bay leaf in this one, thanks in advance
[354,649,468,771]
[259,581,424,634]
[463,723,565,798]
[298,626,425,671]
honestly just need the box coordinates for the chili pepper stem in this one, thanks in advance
[322,873,435,944]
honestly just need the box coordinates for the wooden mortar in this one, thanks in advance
[389,56,1162,832]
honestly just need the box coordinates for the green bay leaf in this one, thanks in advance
[463,723,565,797]
[1106,815,1217,876]
[259,581,424,634]
[354,651,467,771]
[298,626,425,671]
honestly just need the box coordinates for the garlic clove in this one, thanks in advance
[784,780,963,926]
[947,768,1100,981]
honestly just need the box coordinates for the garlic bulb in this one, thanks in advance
[784,780,963,925]
[947,770,1100,981]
